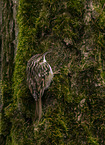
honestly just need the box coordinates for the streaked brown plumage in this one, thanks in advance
[26,52,53,120]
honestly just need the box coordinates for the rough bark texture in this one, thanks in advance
[0,0,105,145]
[0,48,1,100]
[0,0,18,144]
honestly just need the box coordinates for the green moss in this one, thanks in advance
[1,0,105,144]
[12,0,105,144]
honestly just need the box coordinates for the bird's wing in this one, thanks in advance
[37,62,50,78]
[26,54,53,101]
[27,56,44,101]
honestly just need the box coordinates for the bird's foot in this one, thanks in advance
[53,69,60,75]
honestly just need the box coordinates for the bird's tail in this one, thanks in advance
[39,95,42,120]
[35,101,39,120]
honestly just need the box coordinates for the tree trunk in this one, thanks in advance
[0,0,18,144]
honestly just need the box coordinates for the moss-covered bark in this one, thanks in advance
[1,0,105,144]
[0,0,17,144]
[0,38,1,97]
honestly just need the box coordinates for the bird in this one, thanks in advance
[26,51,53,120]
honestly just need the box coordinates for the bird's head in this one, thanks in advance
[40,50,52,64]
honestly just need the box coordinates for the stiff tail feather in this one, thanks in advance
[35,101,39,120]
[39,95,42,120]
